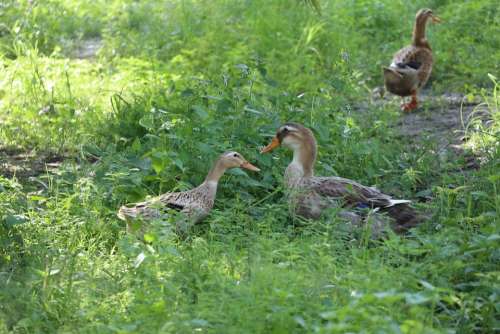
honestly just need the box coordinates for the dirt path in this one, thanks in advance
[0,147,63,179]
[367,91,489,152]
[395,93,489,151]
[361,91,493,171]
[398,102,490,170]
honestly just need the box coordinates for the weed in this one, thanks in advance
[0,1,499,333]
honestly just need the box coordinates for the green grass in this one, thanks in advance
[1,0,499,333]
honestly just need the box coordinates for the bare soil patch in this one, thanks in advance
[366,92,492,171]
[0,146,64,179]
[397,102,490,171]
[395,93,489,151]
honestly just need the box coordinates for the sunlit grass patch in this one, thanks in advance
[0,51,173,152]
[462,74,500,159]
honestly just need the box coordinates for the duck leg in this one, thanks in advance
[401,91,418,112]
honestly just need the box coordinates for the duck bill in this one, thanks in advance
[240,161,260,172]
[430,15,441,23]
[260,137,280,153]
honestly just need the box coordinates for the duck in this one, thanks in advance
[117,151,260,234]
[261,123,421,234]
[383,8,441,112]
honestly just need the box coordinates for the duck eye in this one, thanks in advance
[282,127,289,133]
[233,153,239,157]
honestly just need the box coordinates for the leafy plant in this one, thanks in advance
[0,0,499,333]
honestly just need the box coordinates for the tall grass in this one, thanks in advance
[0,0,499,333]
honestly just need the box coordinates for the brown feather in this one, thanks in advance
[275,123,423,234]
[116,150,258,236]
[384,9,436,98]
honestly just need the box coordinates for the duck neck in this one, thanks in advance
[412,15,431,48]
[285,137,317,187]
[203,159,226,194]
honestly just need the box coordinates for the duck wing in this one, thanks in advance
[309,176,421,233]
[309,176,395,208]
[118,181,215,225]
[158,191,194,211]
[117,190,191,221]
[392,46,433,87]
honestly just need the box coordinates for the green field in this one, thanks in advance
[0,0,499,333]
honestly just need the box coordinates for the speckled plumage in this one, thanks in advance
[387,45,433,96]
[287,176,419,233]
[117,181,216,223]
[263,123,421,234]
[117,151,260,235]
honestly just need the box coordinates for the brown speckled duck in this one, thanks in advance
[261,123,421,234]
[118,151,260,233]
[384,8,441,111]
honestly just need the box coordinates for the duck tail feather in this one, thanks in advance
[387,199,412,207]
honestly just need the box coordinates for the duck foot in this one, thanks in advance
[401,93,418,112]
[401,101,418,112]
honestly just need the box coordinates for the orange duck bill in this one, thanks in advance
[260,137,280,153]
[240,161,260,172]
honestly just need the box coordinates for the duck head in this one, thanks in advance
[416,8,441,24]
[219,151,260,171]
[261,123,316,152]
[261,123,317,177]
[413,8,441,47]
[205,151,259,183]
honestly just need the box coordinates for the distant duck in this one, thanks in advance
[261,123,421,234]
[384,8,441,111]
[118,151,260,234]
